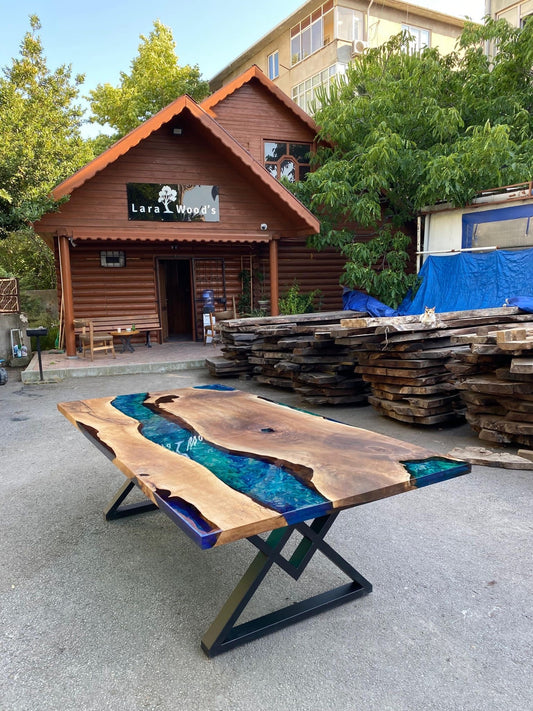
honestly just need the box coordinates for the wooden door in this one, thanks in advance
[159,259,193,339]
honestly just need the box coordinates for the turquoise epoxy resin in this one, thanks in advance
[111,393,330,522]
[403,457,470,487]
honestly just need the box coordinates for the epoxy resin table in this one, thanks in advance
[58,385,470,657]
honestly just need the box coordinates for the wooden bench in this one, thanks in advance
[74,315,162,348]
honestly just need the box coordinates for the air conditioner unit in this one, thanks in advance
[352,40,369,54]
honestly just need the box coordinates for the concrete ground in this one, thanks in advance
[1,366,531,711]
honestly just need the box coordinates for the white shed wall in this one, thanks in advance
[422,197,533,262]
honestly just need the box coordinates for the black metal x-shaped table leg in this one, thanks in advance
[201,512,372,657]
[104,481,372,658]
[104,479,158,519]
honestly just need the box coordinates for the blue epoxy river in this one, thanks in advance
[403,457,469,486]
[111,391,330,517]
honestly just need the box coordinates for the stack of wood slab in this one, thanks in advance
[253,328,369,405]
[336,307,533,426]
[448,322,533,447]
[205,311,369,404]
[206,307,533,437]
[335,314,463,425]
[205,329,259,377]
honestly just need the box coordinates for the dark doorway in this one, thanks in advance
[160,259,193,340]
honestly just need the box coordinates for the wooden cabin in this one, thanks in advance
[34,67,351,357]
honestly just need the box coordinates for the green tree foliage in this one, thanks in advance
[0,229,55,289]
[88,20,210,144]
[0,15,93,238]
[341,227,416,308]
[292,18,533,306]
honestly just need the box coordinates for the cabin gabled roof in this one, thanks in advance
[48,90,319,234]
[202,65,318,133]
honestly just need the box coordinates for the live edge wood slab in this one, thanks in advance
[58,385,470,549]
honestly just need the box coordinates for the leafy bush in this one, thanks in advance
[278,281,321,315]
[341,227,420,308]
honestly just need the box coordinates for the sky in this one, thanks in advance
[1,0,486,136]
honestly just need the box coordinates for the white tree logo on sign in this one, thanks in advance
[158,185,178,213]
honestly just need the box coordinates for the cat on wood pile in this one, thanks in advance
[420,306,437,327]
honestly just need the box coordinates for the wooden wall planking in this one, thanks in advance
[276,239,346,312]
[66,241,255,341]
[37,116,306,238]
[208,80,317,163]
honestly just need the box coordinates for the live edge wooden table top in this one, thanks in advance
[58,384,470,656]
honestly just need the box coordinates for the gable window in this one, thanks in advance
[264,141,311,182]
[402,24,430,54]
[268,51,279,80]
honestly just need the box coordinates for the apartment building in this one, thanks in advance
[210,1,467,114]
[488,0,533,26]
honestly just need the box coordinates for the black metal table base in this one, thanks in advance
[116,335,135,353]
[104,479,158,519]
[104,481,372,657]
[114,330,153,352]
[201,513,372,657]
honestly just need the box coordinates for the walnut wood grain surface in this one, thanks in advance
[58,386,467,547]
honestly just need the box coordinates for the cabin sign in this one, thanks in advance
[127,183,219,222]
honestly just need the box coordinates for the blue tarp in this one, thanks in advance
[398,249,533,314]
[504,296,533,313]
[342,289,397,317]
[342,248,533,316]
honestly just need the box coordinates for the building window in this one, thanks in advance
[520,13,532,28]
[290,0,334,65]
[264,141,312,181]
[100,250,126,268]
[337,5,363,43]
[290,3,364,65]
[268,51,279,80]
[292,65,339,115]
[402,24,430,54]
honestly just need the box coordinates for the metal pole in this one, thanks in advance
[36,336,44,381]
